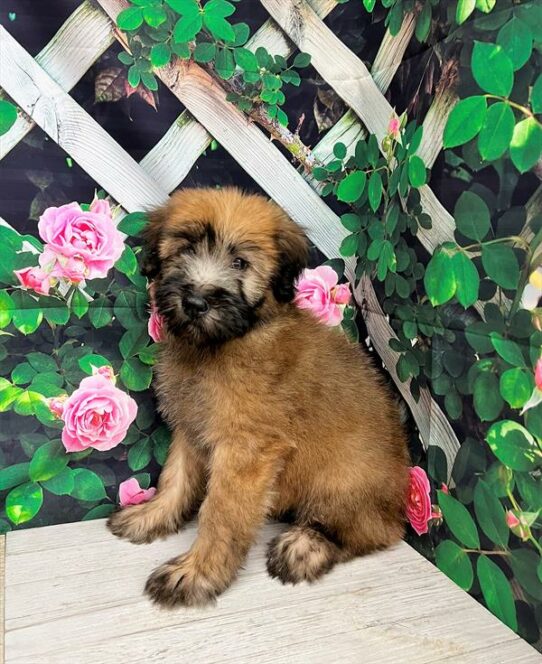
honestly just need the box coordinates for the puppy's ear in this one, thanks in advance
[141,205,167,279]
[272,220,309,303]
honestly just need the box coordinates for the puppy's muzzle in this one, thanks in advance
[182,294,210,319]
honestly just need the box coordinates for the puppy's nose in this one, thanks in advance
[183,294,209,318]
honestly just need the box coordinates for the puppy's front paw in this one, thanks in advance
[107,502,179,545]
[145,553,226,608]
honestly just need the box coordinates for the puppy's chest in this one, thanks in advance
[154,357,236,450]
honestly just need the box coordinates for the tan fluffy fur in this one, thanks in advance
[108,188,410,607]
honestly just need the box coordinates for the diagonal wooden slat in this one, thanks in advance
[0,1,113,160]
[0,25,168,212]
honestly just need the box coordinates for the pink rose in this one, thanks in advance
[14,266,52,295]
[535,359,542,391]
[48,394,68,418]
[388,116,401,137]
[148,306,165,342]
[505,510,520,529]
[60,373,137,452]
[294,266,350,326]
[38,200,124,280]
[406,466,432,535]
[39,246,87,284]
[118,478,157,507]
[93,364,116,382]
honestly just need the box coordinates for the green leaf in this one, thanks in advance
[293,52,311,68]
[363,0,377,11]
[481,244,519,289]
[12,362,37,385]
[499,368,533,408]
[486,420,541,471]
[143,5,167,28]
[29,440,69,482]
[0,100,18,136]
[128,436,153,471]
[477,102,515,162]
[138,343,159,365]
[340,214,362,232]
[205,0,235,17]
[11,291,43,335]
[456,0,475,25]
[454,191,490,241]
[82,504,115,521]
[471,42,514,97]
[120,358,153,391]
[475,0,496,12]
[40,296,69,325]
[140,71,158,91]
[42,467,74,496]
[0,290,13,328]
[194,41,217,63]
[166,0,200,14]
[532,74,542,114]
[474,371,503,421]
[477,556,517,631]
[127,65,141,89]
[71,469,106,502]
[415,2,431,42]
[443,96,487,148]
[150,43,171,68]
[215,47,235,79]
[333,142,347,159]
[496,16,533,71]
[490,332,525,366]
[510,117,542,174]
[174,12,203,42]
[0,463,30,491]
[367,172,383,212]
[204,13,235,42]
[117,6,144,31]
[510,549,542,601]
[120,327,149,359]
[337,171,366,203]
[424,248,456,305]
[451,251,479,308]
[78,353,111,375]
[234,47,258,71]
[339,234,359,258]
[438,490,480,548]
[88,296,113,329]
[71,290,89,319]
[116,246,138,276]
[14,390,47,417]
[6,482,43,525]
[473,480,508,547]
[27,351,57,373]
[435,540,474,591]
[0,386,23,412]
[171,41,191,59]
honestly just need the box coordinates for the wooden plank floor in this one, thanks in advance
[3,520,541,663]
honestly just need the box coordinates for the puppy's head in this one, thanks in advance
[143,188,308,345]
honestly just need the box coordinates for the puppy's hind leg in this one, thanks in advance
[266,524,347,584]
[108,429,204,544]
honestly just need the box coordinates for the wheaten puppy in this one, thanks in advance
[108,187,409,607]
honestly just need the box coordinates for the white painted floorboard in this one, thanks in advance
[4,519,541,663]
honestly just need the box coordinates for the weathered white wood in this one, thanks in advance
[0,1,114,160]
[312,15,416,165]
[0,534,4,664]
[0,26,168,213]
[5,519,539,663]
[261,0,394,144]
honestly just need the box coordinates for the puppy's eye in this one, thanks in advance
[231,257,248,270]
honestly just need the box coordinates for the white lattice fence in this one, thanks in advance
[1,0,540,473]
